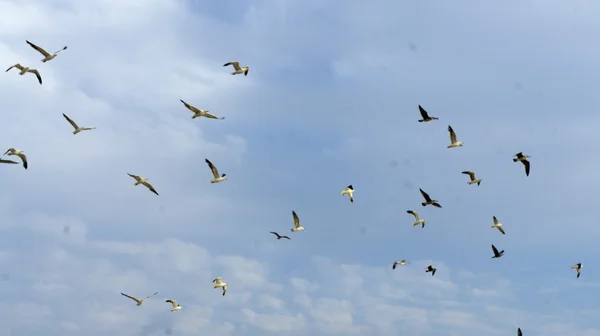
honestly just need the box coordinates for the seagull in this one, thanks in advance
[491,244,504,258]
[447,125,464,148]
[26,40,67,63]
[418,105,438,122]
[6,64,42,85]
[127,173,159,195]
[461,171,482,186]
[120,292,158,306]
[291,210,304,232]
[571,263,582,278]
[392,260,409,269]
[205,159,227,183]
[213,277,228,296]
[269,231,290,240]
[407,210,426,228]
[341,185,354,203]
[223,61,249,76]
[419,188,442,208]
[425,265,437,276]
[62,114,96,135]
[165,299,182,312]
[518,327,523,336]
[180,99,224,120]
[3,148,27,169]
[491,216,505,234]
[513,152,531,176]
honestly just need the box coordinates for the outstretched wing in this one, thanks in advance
[522,160,530,176]
[406,210,419,220]
[493,216,499,225]
[28,69,42,85]
[143,292,159,300]
[224,61,241,71]
[6,64,24,72]
[180,99,201,114]
[121,293,141,304]
[418,105,430,119]
[269,231,280,238]
[26,40,50,57]
[165,299,178,308]
[517,327,522,336]
[292,211,300,228]
[0,159,18,164]
[462,171,475,180]
[62,113,79,130]
[497,226,505,234]
[213,277,222,284]
[491,244,499,255]
[142,181,159,195]
[448,125,457,143]
[205,159,220,178]
[127,173,141,182]
[419,188,432,202]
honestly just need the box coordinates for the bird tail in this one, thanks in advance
[421,202,427,206]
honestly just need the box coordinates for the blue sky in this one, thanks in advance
[0,0,599,335]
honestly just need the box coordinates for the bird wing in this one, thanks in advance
[418,105,430,119]
[203,112,220,119]
[346,184,353,190]
[292,211,300,228]
[492,244,499,255]
[448,125,457,143]
[143,292,159,300]
[0,159,18,164]
[213,277,222,284]
[6,64,24,72]
[180,99,201,114]
[224,62,241,70]
[517,327,522,336]
[121,293,141,304]
[127,173,142,182]
[493,216,499,225]
[28,69,42,84]
[17,153,27,169]
[515,152,523,158]
[142,181,159,195]
[26,40,50,57]
[497,226,505,234]
[165,299,178,308]
[281,235,290,240]
[522,160,530,176]
[462,171,475,180]
[205,159,220,178]
[406,210,419,221]
[62,113,79,130]
[269,231,280,238]
[419,188,432,202]
[431,268,436,276]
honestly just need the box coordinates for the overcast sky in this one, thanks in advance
[0,0,599,335]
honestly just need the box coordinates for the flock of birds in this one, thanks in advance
[3,40,581,335]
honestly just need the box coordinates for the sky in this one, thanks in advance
[0,0,599,335]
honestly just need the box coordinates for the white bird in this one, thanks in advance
[205,158,227,183]
[6,64,42,85]
[491,216,505,234]
[165,299,182,312]
[291,210,304,232]
[223,61,249,76]
[120,292,158,306]
[26,40,67,63]
[341,185,354,203]
[392,260,409,269]
[447,125,463,148]
[213,277,228,296]
[180,99,224,120]
[461,171,482,186]
[571,263,582,278]
[407,210,426,228]
[62,114,96,135]
[3,148,27,169]
[513,152,531,176]
[127,173,159,195]
[418,105,438,122]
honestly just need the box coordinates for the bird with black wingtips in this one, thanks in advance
[407,210,425,228]
[417,105,438,122]
[419,188,442,208]
[461,171,482,186]
[165,299,182,312]
[491,244,504,258]
[223,61,249,76]
[213,277,228,296]
[513,152,531,176]
[62,114,96,135]
[205,158,227,183]
[341,185,354,203]
[447,125,463,148]
[25,40,67,62]
[291,210,304,232]
[180,99,224,120]
[127,173,159,195]
[6,64,42,85]
[269,231,290,240]
[392,260,408,269]
[120,292,158,306]
[4,148,27,169]
[491,216,505,235]
[425,265,436,276]
[571,263,582,278]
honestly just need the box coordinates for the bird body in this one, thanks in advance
[121,292,158,306]
[491,216,505,234]
[513,152,531,176]
[571,263,582,278]
[205,159,227,183]
[417,105,438,122]
[127,173,159,195]
[291,210,304,232]
[165,299,182,312]
[6,64,42,84]
[4,148,27,169]
[461,171,482,186]
[26,40,67,62]
[62,114,96,134]
[224,61,249,76]
[269,231,290,240]
[447,125,463,148]
[213,277,228,296]
[180,100,224,120]
[491,244,504,258]
[419,188,442,208]
[341,185,354,203]
[425,265,437,276]
[407,210,426,228]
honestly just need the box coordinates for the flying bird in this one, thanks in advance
[447,125,464,148]
[205,158,227,183]
[417,105,438,122]
[120,292,158,306]
[165,299,182,312]
[419,188,442,208]
[491,244,504,258]
[223,61,249,76]
[518,327,522,336]
[392,260,408,269]
[407,210,426,228]
[6,64,42,85]
[513,152,531,176]
[62,114,96,135]
[491,216,505,234]
[269,231,290,240]
[461,171,482,186]
[341,185,354,203]
[425,265,437,276]
[213,277,228,296]
[26,40,67,62]
[291,210,304,232]
[127,173,159,195]
[180,99,224,120]
[4,148,27,169]
[571,263,582,278]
